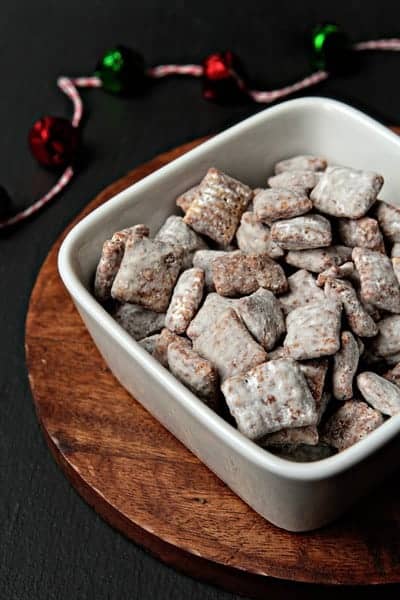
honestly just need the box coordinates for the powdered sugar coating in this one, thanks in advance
[285,245,352,273]
[187,293,233,339]
[392,243,400,258]
[357,371,400,416]
[168,338,219,407]
[279,269,324,315]
[155,215,208,269]
[352,247,400,313]
[324,277,378,337]
[176,185,199,213]
[94,224,150,302]
[165,268,204,334]
[114,303,165,340]
[299,359,328,407]
[111,237,183,312]
[192,250,230,291]
[236,211,284,257]
[284,300,342,360]
[236,288,285,350]
[212,251,288,297]
[253,188,312,222]
[274,154,327,174]
[371,315,400,357]
[271,214,332,250]
[338,217,384,252]
[183,168,252,246]
[193,308,267,381]
[221,359,317,440]
[376,200,400,243]
[268,170,320,191]
[311,166,383,218]
[333,331,360,401]
[321,400,383,451]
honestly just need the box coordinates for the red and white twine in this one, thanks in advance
[1,38,400,230]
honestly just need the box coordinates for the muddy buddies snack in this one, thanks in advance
[165,268,204,334]
[311,166,383,218]
[184,168,252,246]
[253,188,312,222]
[236,211,284,257]
[221,359,317,440]
[94,158,400,461]
[155,215,208,269]
[352,247,400,313]
[211,251,288,297]
[270,214,332,250]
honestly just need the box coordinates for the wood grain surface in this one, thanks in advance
[25,136,400,598]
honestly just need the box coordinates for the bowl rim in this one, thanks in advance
[58,96,400,482]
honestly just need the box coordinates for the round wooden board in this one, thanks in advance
[26,135,400,598]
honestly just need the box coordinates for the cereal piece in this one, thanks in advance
[113,303,165,340]
[338,217,384,252]
[324,278,378,337]
[187,293,233,339]
[371,315,400,357]
[139,333,160,354]
[94,224,150,302]
[153,328,181,367]
[111,238,183,312]
[352,247,400,313]
[357,372,400,416]
[155,215,208,269]
[192,250,230,291]
[299,359,329,406]
[376,200,400,243]
[236,288,285,350]
[271,215,332,251]
[253,188,312,222]
[193,308,267,381]
[285,245,352,272]
[221,359,317,440]
[236,211,284,258]
[274,154,327,174]
[165,268,204,334]
[332,331,360,401]
[316,262,355,287]
[268,170,319,191]
[392,257,400,285]
[311,166,383,218]
[167,338,219,407]
[261,425,319,447]
[183,168,252,246]
[283,300,342,360]
[383,362,400,387]
[212,251,288,297]
[392,243,400,258]
[176,185,199,213]
[279,269,324,315]
[321,400,383,451]
[269,443,336,462]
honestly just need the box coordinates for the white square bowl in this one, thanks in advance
[58,97,400,532]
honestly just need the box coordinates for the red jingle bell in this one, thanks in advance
[28,116,80,168]
[202,51,247,103]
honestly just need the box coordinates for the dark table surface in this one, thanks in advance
[2,1,400,598]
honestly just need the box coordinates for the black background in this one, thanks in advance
[2,1,400,598]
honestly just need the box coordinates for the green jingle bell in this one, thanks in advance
[311,23,355,74]
[95,45,146,94]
